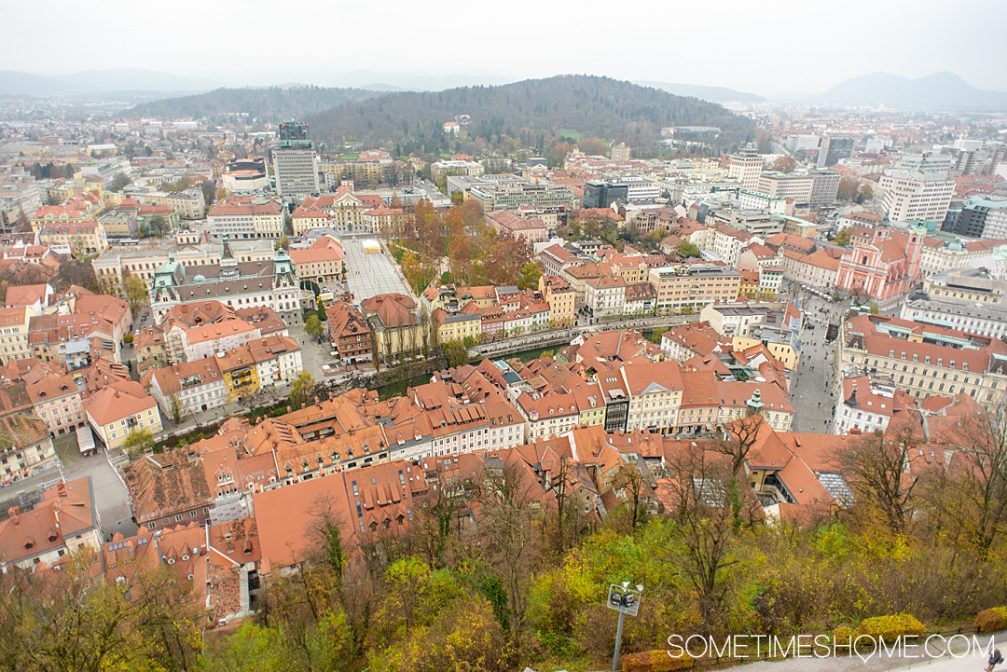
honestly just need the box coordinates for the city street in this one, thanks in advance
[789,289,850,433]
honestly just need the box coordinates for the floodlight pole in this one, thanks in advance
[612,608,626,672]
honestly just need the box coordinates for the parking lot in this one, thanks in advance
[342,236,414,303]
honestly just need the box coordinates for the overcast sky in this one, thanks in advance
[6,0,1007,93]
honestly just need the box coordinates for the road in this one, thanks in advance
[789,290,850,433]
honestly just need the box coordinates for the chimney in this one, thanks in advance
[57,481,67,497]
[8,506,19,524]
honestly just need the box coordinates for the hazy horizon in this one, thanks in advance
[4,0,1006,94]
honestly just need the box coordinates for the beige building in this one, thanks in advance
[207,197,284,240]
[93,237,275,296]
[757,172,814,205]
[840,314,1007,408]
[36,221,108,255]
[728,146,763,189]
[289,235,345,286]
[648,264,741,312]
[0,306,31,363]
[780,249,839,289]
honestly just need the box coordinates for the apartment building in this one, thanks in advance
[145,358,228,421]
[207,197,284,240]
[840,314,1007,408]
[0,306,30,364]
[728,146,763,189]
[757,172,814,205]
[648,264,741,312]
[539,275,576,327]
[84,380,163,450]
[0,478,102,572]
[878,153,955,223]
[584,276,627,318]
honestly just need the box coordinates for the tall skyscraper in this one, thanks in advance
[272,121,320,200]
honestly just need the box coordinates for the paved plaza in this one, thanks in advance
[342,236,413,303]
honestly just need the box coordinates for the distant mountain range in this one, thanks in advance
[636,81,764,104]
[0,68,218,97]
[5,67,1005,112]
[813,72,1007,109]
[127,86,383,122]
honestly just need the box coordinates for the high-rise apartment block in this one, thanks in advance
[728,146,763,190]
[878,153,955,223]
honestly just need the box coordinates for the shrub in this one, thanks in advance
[976,606,1007,633]
[622,650,693,672]
[832,625,855,646]
[858,614,925,641]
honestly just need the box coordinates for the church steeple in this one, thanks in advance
[746,388,764,416]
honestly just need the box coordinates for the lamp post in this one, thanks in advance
[607,580,643,672]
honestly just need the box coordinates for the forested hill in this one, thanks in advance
[306,75,755,154]
[126,86,382,122]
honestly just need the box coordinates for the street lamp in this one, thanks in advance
[607,581,643,672]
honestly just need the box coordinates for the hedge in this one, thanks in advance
[976,606,1007,633]
[858,613,925,640]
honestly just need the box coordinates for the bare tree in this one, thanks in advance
[712,413,764,530]
[840,423,920,534]
[611,460,649,531]
[664,444,739,634]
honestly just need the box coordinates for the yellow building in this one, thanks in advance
[220,347,261,402]
[732,335,800,371]
[540,275,576,327]
[434,311,482,345]
[83,381,163,450]
[36,221,109,255]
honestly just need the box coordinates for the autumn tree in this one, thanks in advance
[516,262,542,291]
[124,273,149,317]
[611,460,650,531]
[579,137,608,156]
[676,240,701,258]
[469,459,543,647]
[837,175,860,202]
[289,371,315,410]
[927,404,1007,555]
[124,427,155,457]
[712,413,765,530]
[771,156,797,173]
[304,314,324,340]
[401,250,435,294]
[0,557,203,672]
[109,172,132,192]
[832,227,852,246]
[441,340,469,368]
